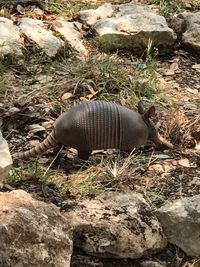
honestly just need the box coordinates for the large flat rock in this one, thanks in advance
[79,3,176,55]
[157,195,200,257]
[0,190,73,266]
[63,192,167,259]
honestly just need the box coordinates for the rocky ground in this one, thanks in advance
[0,0,200,266]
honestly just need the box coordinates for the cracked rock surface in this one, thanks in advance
[0,190,73,267]
[79,3,176,55]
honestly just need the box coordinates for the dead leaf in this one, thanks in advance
[163,61,180,76]
[195,143,200,150]
[38,157,49,164]
[80,97,88,101]
[178,158,190,168]
[33,8,44,16]
[186,88,199,94]
[152,154,172,159]
[149,164,164,172]
[41,120,54,129]
[164,70,175,76]
[37,74,53,83]
[169,62,179,72]
[192,64,200,69]
[17,4,25,14]
[0,7,11,18]
[28,124,46,134]
[188,176,200,186]
[61,92,73,101]
[8,107,20,114]
[29,140,40,146]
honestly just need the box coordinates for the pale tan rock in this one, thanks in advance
[0,131,12,182]
[0,17,22,57]
[19,17,64,57]
[0,190,73,266]
[157,195,200,257]
[53,19,88,58]
[79,3,176,55]
[79,3,115,26]
[180,11,200,54]
[63,192,167,259]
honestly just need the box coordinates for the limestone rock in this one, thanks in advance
[79,3,115,26]
[156,195,200,257]
[53,19,88,58]
[79,3,176,55]
[0,190,73,266]
[169,15,186,38]
[0,131,12,182]
[63,192,167,259]
[179,11,200,53]
[19,17,64,57]
[0,17,22,58]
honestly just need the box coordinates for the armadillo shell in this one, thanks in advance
[54,100,148,152]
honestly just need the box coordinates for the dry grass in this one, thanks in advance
[46,151,152,196]
[182,257,200,267]
[159,110,200,148]
[1,51,160,114]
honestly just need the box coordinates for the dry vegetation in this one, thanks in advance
[0,0,199,198]
[0,0,199,266]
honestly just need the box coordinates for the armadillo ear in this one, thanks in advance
[137,101,145,114]
[144,106,156,119]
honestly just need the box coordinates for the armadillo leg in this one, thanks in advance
[78,150,92,160]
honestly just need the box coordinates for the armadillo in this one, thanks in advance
[13,100,173,160]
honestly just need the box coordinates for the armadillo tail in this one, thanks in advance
[13,131,58,160]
